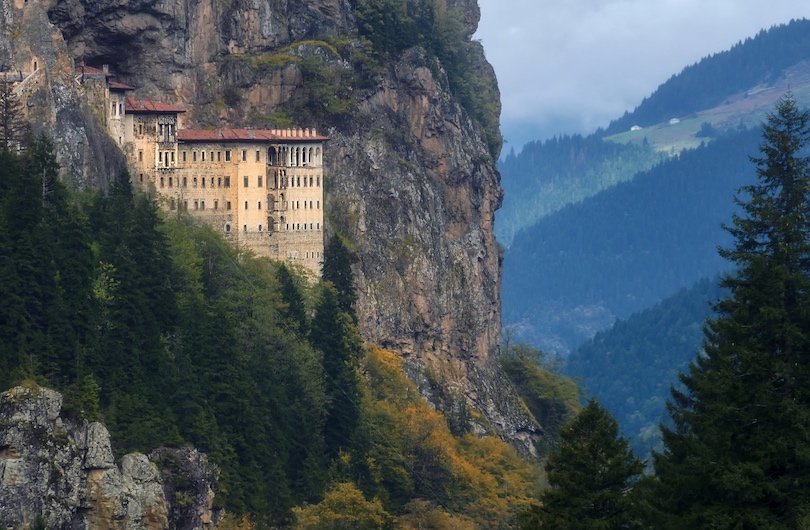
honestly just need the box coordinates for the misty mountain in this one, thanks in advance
[502,126,759,354]
[566,276,725,457]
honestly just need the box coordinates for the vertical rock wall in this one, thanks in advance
[13,0,539,451]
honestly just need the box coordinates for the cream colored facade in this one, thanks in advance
[91,71,326,276]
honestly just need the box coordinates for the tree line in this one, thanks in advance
[0,135,564,528]
[525,95,810,529]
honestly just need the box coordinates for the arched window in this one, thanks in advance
[225,224,231,232]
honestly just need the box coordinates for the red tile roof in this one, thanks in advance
[125,97,185,114]
[75,64,108,77]
[109,81,135,91]
[177,128,328,142]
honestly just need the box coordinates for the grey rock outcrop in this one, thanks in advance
[0,0,125,190]
[0,385,217,530]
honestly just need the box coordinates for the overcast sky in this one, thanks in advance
[475,0,810,152]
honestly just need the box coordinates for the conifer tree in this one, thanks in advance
[650,94,810,528]
[522,399,642,529]
[310,282,362,457]
[322,234,358,319]
[0,80,25,150]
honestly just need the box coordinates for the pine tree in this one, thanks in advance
[522,399,642,529]
[0,80,25,150]
[310,282,362,458]
[650,94,810,528]
[322,234,358,319]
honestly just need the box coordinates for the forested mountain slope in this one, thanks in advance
[0,141,559,528]
[502,127,759,354]
[606,18,810,135]
[497,19,810,247]
[0,0,532,449]
[496,135,663,246]
[566,277,725,457]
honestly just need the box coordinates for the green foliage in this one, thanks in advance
[351,0,501,158]
[0,140,543,527]
[503,126,761,353]
[322,234,358,319]
[499,342,580,455]
[524,400,643,530]
[567,276,725,458]
[293,482,393,530]
[497,133,663,246]
[0,80,27,150]
[649,94,810,528]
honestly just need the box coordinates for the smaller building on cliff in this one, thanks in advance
[80,64,327,277]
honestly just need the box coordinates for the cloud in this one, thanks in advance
[475,0,810,149]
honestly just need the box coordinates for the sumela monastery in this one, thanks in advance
[82,64,327,277]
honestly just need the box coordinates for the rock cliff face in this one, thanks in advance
[0,385,218,530]
[0,0,125,190]
[6,0,538,450]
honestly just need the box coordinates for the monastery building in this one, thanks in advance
[81,64,327,277]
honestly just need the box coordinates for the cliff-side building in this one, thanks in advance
[83,67,327,276]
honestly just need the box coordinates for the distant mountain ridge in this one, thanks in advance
[566,277,725,458]
[500,18,810,355]
[502,126,759,354]
[497,19,810,248]
[496,134,663,246]
[606,18,810,135]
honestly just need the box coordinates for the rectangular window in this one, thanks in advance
[225,151,231,162]
[258,201,262,210]
[193,177,198,188]
[182,151,187,162]
[256,150,260,162]
[243,176,248,187]
[171,152,175,163]
[224,176,231,188]
[202,152,206,162]
[244,201,248,210]
[218,177,222,187]
[138,151,143,162]
[183,177,187,187]
[193,151,197,162]
[201,178,205,188]
[210,152,214,161]
[217,151,221,162]
[242,150,247,161]
[226,201,232,210]
[168,177,173,187]
[159,152,163,162]
[201,201,205,210]
[258,176,263,187]
[214,200,218,210]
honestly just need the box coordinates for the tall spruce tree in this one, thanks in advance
[650,94,810,528]
[322,234,358,319]
[522,399,642,529]
[0,80,25,150]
